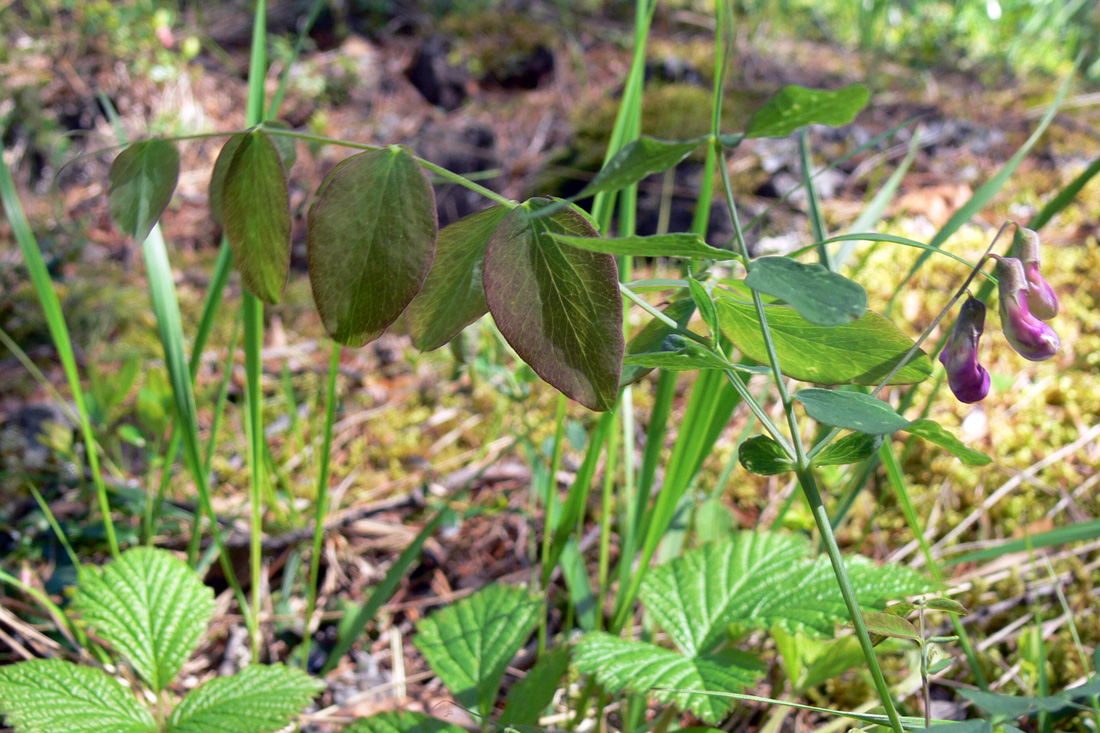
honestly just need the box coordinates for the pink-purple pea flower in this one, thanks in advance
[1014,226,1059,320]
[993,255,1060,362]
[939,296,991,403]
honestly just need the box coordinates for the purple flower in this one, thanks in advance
[939,296,990,403]
[1014,226,1059,320]
[994,256,1060,362]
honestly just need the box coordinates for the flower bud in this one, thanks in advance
[939,296,990,403]
[1014,227,1059,320]
[994,256,1060,362]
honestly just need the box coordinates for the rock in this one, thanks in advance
[645,56,706,87]
[405,36,469,111]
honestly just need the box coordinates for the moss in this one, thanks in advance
[438,11,556,87]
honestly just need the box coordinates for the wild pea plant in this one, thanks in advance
[3,0,1098,731]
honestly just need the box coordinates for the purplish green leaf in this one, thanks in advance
[0,660,155,733]
[71,547,214,691]
[221,130,291,304]
[746,84,870,139]
[405,205,509,351]
[716,296,931,385]
[308,146,438,347]
[744,257,867,326]
[166,665,323,733]
[794,389,911,435]
[738,435,794,476]
[413,583,540,718]
[483,198,624,411]
[108,139,180,244]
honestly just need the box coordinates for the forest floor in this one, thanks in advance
[2,1,1100,730]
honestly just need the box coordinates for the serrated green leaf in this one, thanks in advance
[221,130,291,304]
[483,198,624,411]
[738,435,794,476]
[108,139,180,244]
[774,627,867,691]
[639,533,931,656]
[621,298,696,387]
[715,296,932,385]
[413,583,540,718]
[308,147,438,347]
[795,389,911,435]
[575,136,707,198]
[573,632,762,724]
[71,547,214,691]
[813,432,883,467]
[744,257,867,326]
[342,711,467,733]
[861,611,921,642]
[405,205,509,351]
[904,419,991,466]
[746,84,870,139]
[0,659,156,733]
[551,232,738,261]
[500,647,570,727]
[166,664,323,733]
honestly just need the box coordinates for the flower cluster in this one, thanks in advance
[939,225,1060,403]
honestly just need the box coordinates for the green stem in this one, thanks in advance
[302,343,340,666]
[538,394,569,655]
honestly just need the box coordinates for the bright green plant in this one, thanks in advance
[0,547,323,733]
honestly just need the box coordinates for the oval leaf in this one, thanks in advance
[715,296,932,385]
[405,205,509,351]
[746,84,870,139]
[208,133,244,225]
[903,418,991,466]
[308,147,438,347]
[794,389,911,435]
[552,232,739,261]
[738,435,794,476]
[812,432,883,467]
[576,136,706,198]
[222,130,291,304]
[860,610,921,643]
[108,139,180,244]
[744,256,867,326]
[483,198,624,411]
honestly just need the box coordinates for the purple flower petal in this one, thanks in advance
[939,296,990,403]
[995,257,1060,362]
[1015,225,1059,320]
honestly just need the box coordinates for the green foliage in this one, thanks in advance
[107,139,180,244]
[745,84,870,139]
[308,146,438,346]
[483,198,624,411]
[738,435,794,475]
[0,660,156,733]
[812,432,883,467]
[500,646,570,727]
[343,711,466,733]
[166,665,323,733]
[553,231,738,260]
[71,547,214,691]
[413,583,541,718]
[715,296,933,385]
[0,548,319,733]
[574,532,930,722]
[795,389,913,436]
[744,257,867,326]
[220,131,292,304]
[572,136,705,199]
